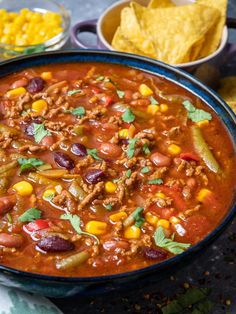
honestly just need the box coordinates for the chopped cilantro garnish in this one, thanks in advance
[126,169,132,178]
[126,138,138,159]
[71,106,86,117]
[61,213,99,244]
[122,108,135,123]
[148,178,163,185]
[87,148,101,160]
[150,96,158,105]
[33,123,51,144]
[17,157,44,174]
[104,204,113,211]
[116,90,125,99]
[154,226,190,255]
[67,89,82,96]
[19,207,42,222]
[182,100,212,123]
[132,207,145,228]
[141,166,150,174]
[142,143,151,155]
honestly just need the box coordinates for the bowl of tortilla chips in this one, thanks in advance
[71,0,236,84]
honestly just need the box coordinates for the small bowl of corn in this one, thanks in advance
[0,0,70,60]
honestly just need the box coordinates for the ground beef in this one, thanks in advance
[78,182,104,210]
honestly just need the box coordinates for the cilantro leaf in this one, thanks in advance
[150,96,158,105]
[127,138,138,158]
[17,157,44,174]
[182,100,212,123]
[132,207,145,228]
[67,89,82,96]
[154,226,190,254]
[148,178,163,185]
[61,213,99,244]
[87,148,101,160]
[126,169,132,178]
[122,108,135,123]
[141,166,150,174]
[19,207,42,222]
[116,90,125,99]
[33,123,51,144]
[104,204,113,211]
[71,106,86,117]
[142,143,151,155]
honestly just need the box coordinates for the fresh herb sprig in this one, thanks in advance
[182,100,212,123]
[33,123,51,144]
[19,208,42,222]
[17,157,44,174]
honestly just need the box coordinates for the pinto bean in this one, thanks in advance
[0,233,24,248]
[150,152,171,167]
[11,78,28,89]
[100,143,122,158]
[0,195,16,215]
[103,240,129,251]
[36,236,74,252]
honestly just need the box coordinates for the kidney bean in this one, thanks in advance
[36,236,74,253]
[151,152,171,167]
[100,142,122,158]
[54,151,75,170]
[0,233,23,248]
[11,78,28,89]
[71,143,87,157]
[26,77,45,93]
[85,169,105,184]
[0,195,16,215]
[142,246,167,260]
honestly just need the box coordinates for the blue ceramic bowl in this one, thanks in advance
[0,50,235,298]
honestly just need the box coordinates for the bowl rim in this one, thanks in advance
[97,0,228,68]
[0,49,235,283]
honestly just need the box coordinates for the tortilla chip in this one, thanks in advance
[148,0,175,9]
[217,77,236,113]
[130,2,220,64]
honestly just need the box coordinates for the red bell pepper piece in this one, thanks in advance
[180,152,199,162]
[102,95,114,107]
[91,86,102,94]
[24,219,49,233]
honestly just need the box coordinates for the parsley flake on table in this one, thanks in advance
[61,213,99,244]
[70,106,86,117]
[17,157,44,174]
[154,226,190,255]
[19,207,42,222]
[116,90,125,99]
[132,207,145,228]
[141,166,150,174]
[67,89,82,96]
[148,178,163,185]
[122,108,135,123]
[150,95,158,105]
[87,148,101,160]
[126,169,132,178]
[126,138,138,158]
[182,100,212,123]
[33,123,51,144]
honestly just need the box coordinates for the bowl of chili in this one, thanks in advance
[0,50,235,297]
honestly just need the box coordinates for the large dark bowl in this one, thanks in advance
[0,50,235,298]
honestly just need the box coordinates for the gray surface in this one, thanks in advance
[51,1,236,313]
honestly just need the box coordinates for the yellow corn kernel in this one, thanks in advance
[196,120,209,128]
[43,188,55,200]
[13,181,33,196]
[159,104,169,112]
[169,216,180,225]
[41,72,52,80]
[118,128,129,139]
[85,220,107,235]
[145,212,159,226]
[157,219,170,229]
[124,225,141,239]
[105,181,117,193]
[197,188,212,202]
[139,84,153,96]
[109,211,128,222]
[168,144,182,155]
[6,87,26,98]
[147,104,159,115]
[31,99,48,113]
[155,192,166,199]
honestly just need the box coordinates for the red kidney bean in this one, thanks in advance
[54,151,75,169]
[142,247,167,260]
[0,195,16,215]
[0,233,23,248]
[85,169,105,184]
[36,236,74,253]
[151,152,171,167]
[100,142,122,158]
[71,143,87,157]
[11,78,28,89]
[26,77,45,93]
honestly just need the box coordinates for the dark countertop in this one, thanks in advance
[52,1,236,313]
